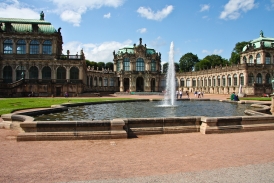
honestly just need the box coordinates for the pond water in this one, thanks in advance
[34,100,251,121]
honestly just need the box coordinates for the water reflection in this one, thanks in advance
[34,101,251,121]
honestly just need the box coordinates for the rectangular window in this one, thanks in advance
[103,78,108,86]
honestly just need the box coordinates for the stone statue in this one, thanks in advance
[113,50,115,56]
[58,27,61,33]
[40,11,44,20]
[67,50,70,55]
[139,38,142,45]
[260,30,264,37]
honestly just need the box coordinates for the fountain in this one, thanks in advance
[162,41,176,106]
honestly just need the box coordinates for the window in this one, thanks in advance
[233,74,237,86]
[180,79,184,87]
[204,78,207,86]
[186,78,190,87]
[151,59,156,71]
[57,67,66,80]
[17,40,26,54]
[42,66,51,80]
[228,75,231,86]
[265,73,271,84]
[103,78,108,86]
[240,73,244,85]
[256,73,262,83]
[213,76,216,86]
[208,78,211,86]
[110,78,114,86]
[217,76,220,86]
[70,67,79,79]
[3,39,13,54]
[123,58,130,71]
[89,77,93,87]
[192,79,196,87]
[243,56,247,63]
[30,40,39,54]
[16,65,25,81]
[248,73,254,84]
[116,61,120,71]
[29,66,38,79]
[136,58,144,71]
[94,77,97,86]
[256,53,261,64]
[3,66,12,83]
[265,53,271,64]
[249,55,253,63]
[42,40,52,54]
[99,77,102,86]
[222,76,226,86]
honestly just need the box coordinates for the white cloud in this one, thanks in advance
[137,5,173,21]
[103,12,111,18]
[0,0,39,19]
[220,0,255,20]
[200,4,210,12]
[136,28,147,33]
[202,49,223,55]
[63,39,133,62]
[50,0,125,26]
[150,36,166,49]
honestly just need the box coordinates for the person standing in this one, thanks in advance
[179,90,182,99]
[176,90,179,99]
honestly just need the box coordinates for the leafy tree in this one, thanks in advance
[86,60,98,69]
[195,54,228,71]
[229,41,249,65]
[162,63,179,73]
[105,62,114,71]
[179,53,199,72]
[97,62,105,70]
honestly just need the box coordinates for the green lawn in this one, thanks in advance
[239,97,271,101]
[0,97,132,115]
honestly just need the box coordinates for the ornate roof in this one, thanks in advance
[242,30,274,52]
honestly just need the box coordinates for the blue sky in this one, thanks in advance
[1,0,274,64]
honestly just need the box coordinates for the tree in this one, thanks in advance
[179,53,199,72]
[162,63,168,73]
[195,54,228,71]
[229,41,249,65]
[97,62,105,70]
[162,62,179,73]
[86,60,98,69]
[174,62,180,72]
[105,62,114,71]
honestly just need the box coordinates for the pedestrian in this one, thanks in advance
[176,90,179,99]
[230,92,235,101]
[179,90,182,99]
[198,91,201,98]
[186,91,189,98]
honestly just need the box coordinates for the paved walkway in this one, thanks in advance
[0,94,274,183]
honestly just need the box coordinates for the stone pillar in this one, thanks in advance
[271,96,274,114]
[13,39,17,54]
[38,68,42,79]
[114,63,117,72]
[66,67,70,80]
[261,51,265,64]
[119,77,124,92]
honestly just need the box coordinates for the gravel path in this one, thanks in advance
[1,129,274,183]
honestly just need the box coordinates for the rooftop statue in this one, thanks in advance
[40,11,44,20]
[260,30,264,37]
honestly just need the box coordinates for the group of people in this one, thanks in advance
[194,91,203,98]
[175,90,193,99]
[230,92,240,101]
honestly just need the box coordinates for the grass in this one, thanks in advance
[239,97,271,101]
[0,97,132,115]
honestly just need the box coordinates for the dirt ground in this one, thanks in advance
[1,94,274,183]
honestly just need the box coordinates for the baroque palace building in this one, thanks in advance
[0,13,274,97]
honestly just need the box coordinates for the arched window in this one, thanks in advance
[228,75,231,86]
[110,78,114,86]
[29,66,38,79]
[186,78,190,87]
[116,61,121,71]
[233,74,237,86]
[204,78,207,86]
[42,66,51,80]
[94,77,97,86]
[89,76,93,87]
[249,55,253,63]
[30,40,39,54]
[180,79,185,87]
[265,53,271,64]
[57,67,66,80]
[243,56,247,63]
[256,53,261,64]
[192,79,196,87]
[3,39,13,54]
[103,78,108,86]
[208,78,211,87]
[17,40,26,54]
[248,73,254,84]
[217,76,220,86]
[213,76,216,86]
[240,73,244,85]
[16,66,25,81]
[151,59,156,71]
[265,73,271,84]
[3,66,12,83]
[70,67,79,79]
[123,58,130,71]
[256,73,262,83]
[42,40,52,54]
[99,77,102,86]
[222,75,226,86]
[136,58,144,71]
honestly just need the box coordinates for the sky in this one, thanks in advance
[1,0,274,64]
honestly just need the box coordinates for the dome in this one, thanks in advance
[117,45,157,55]
[242,31,274,52]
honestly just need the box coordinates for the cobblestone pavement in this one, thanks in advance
[0,94,274,183]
